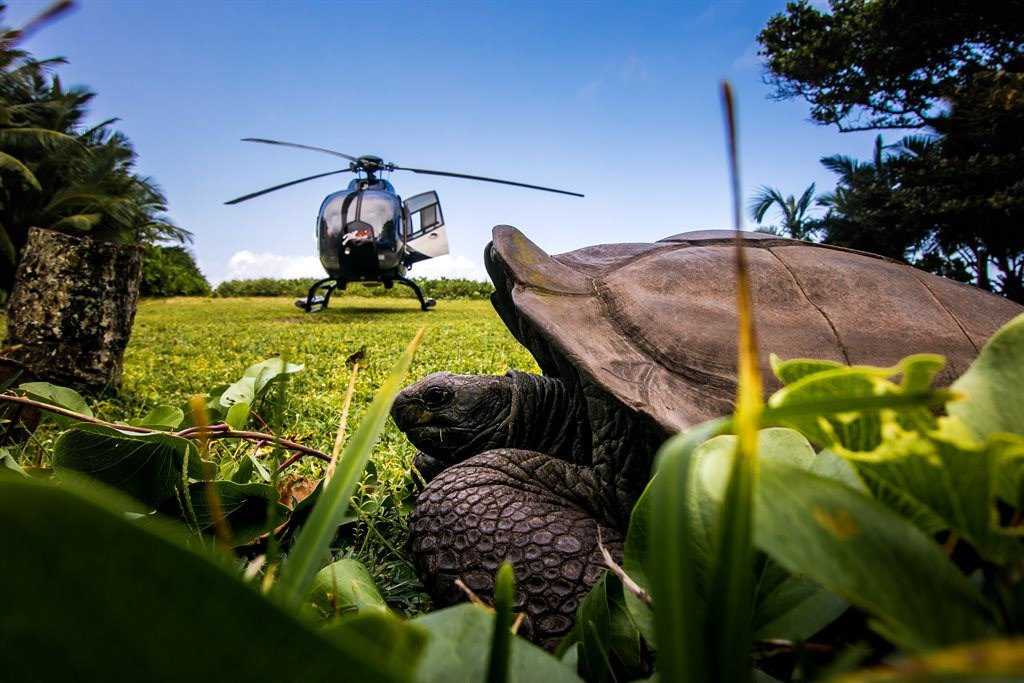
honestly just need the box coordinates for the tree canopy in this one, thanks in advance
[0,6,190,298]
[758,0,1024,132]
[757,0,1023,303]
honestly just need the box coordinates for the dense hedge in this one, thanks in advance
[213,277,494,300]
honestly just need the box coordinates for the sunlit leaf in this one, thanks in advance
[950,313,1024,441]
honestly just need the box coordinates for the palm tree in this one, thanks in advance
[0,8,190,296]
[746,183,821,241]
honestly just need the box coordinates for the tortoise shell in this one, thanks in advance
[484,225,1023,433]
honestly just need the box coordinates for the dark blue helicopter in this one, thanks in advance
[226,139,582,312]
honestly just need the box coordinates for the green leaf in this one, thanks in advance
[129,404,185,430]
[410,604,581,683]
[950,313,1024,440]
[224,400,251,429]
[220,357,304,408]
[564,573,644,683]
[20,381,92,428]
[1,449,28,477]
[766,355,945,453]
[275,329,424,610]
[648,421,724,683]
[301,558,389,621]
[157,480,286,545]
[319,610,428,681]
[755,460,999,651]
[52,424,205,509]
[850,428,1024,564]
[0,477,409,682]
[696,429,848,643]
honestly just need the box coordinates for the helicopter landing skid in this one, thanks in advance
[295,277,340,312]
[388,277,436,311]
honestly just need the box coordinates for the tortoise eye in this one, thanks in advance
[422,386,452,408]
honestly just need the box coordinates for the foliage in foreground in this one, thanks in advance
[2,290,1023,680]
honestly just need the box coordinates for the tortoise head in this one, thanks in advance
[391,371,514,476]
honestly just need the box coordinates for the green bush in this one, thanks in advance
[213,277,494,300]
[140,246,211,297]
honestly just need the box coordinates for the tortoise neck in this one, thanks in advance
[506,371,587,461]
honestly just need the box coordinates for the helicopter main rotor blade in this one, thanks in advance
[241,138,361,163]
[224,168,351,205]
[393,166,584,197]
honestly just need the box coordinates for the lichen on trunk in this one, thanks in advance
[3,227,143,393]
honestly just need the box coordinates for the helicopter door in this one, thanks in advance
[404,191,449,263]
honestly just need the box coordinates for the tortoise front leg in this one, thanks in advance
[408,448,623,650]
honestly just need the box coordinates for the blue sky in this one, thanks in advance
[6,0,883,284]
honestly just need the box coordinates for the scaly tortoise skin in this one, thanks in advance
[391,226,1023,649]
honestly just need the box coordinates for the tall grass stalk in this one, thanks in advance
[275,326,427,611]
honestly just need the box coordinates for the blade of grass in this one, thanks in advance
[486,563,516,683]
[704,80,758,681]
[275,326,426,611]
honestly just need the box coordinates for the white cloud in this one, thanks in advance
[406,254,490,282]
[226,250,323,281]
[220,251,490,283]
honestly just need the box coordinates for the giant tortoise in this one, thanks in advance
[391,226,1023,648]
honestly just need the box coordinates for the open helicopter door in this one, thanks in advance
[404,191,449,263]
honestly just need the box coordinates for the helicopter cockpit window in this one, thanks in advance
[355,193,400,249]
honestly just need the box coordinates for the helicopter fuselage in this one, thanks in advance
[317,177,447,283]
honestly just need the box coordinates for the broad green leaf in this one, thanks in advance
[851,429,1024,564]
[20,381,92,428]
[755,461,999,651]
[157,480,287,545]
[224,401,251,429]
[696,429,848,642]
[565,572,644,682]
[648,421,723,683]
[0,477,408,682]
[950,313,1024,441]
[53,424,206,509]
[129,404,185,430]
[771,354,844,385]
[766,355,945,454]
[301,558,389,621]
[221,357,304,408]
[1,449,28,477]
[275,328,424,610]
[410,604,581,683]
[320,610,427,681]
[994,435,1024,510]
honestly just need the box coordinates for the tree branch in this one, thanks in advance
[0,393,331,464]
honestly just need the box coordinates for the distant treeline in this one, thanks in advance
[211,277,494,300]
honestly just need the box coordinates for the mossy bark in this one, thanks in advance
[3,227,143,393]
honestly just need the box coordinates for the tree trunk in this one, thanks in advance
[3,227,143,394]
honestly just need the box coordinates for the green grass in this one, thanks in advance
[5,295,539,615]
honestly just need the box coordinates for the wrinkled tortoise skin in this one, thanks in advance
[394,226,1024,649]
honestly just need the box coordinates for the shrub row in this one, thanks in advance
[211,277,494,300]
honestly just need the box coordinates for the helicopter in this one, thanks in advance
[226,138,583,312]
